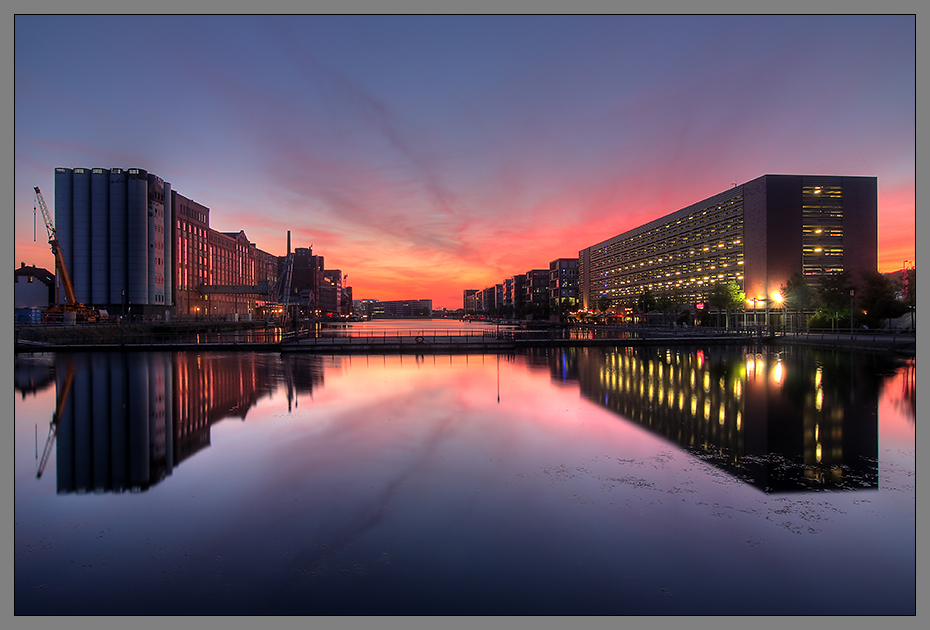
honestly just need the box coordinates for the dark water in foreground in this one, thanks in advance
[14,344,915,615]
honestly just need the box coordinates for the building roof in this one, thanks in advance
[14,264,54,285]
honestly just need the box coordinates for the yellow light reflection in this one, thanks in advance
[704,400,711,420]
[773,361,784,385]
[815,389,823,411]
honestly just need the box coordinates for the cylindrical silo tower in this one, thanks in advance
[90,168,110,305]
[71,168,92,305]
[109,169,128,310]
[126,169,149,308]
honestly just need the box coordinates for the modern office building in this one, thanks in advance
[578,174,877,313]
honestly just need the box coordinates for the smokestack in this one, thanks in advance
[287,230,291,255]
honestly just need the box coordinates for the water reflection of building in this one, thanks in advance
[563,345,885,493]
[281,354,327,411]
[14,353,56,398]
[51,352,288,494]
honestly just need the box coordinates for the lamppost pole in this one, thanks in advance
[850,289,855,334]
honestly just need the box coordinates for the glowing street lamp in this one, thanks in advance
[772,291,784,332]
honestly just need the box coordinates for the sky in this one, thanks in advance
[13,15,915,310]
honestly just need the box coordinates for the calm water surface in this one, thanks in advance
[14,339,915,615]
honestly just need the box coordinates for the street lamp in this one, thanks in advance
[772,291,783,333]
[850,289,855,333]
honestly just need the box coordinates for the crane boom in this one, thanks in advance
[37,361,75,479]
[34,186,79,309]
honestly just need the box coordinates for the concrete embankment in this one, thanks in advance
[773,331,915,356]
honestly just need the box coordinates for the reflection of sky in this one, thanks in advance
[13,352,915,615]
[13,15,915,308]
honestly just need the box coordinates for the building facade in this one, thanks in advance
[549,258,579,311]
[54,167,171,317]
[55,167,280,320]
[578,174,877,313]
[371,299,433,318]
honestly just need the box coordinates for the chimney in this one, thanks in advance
[287,230,291,256]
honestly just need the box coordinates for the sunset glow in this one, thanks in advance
[13,15,915,309]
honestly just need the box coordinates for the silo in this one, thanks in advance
[109,169,127,310]
[91,168,110,305]
[53,168,73,305]
[71,168,92,305]
[126,169,148,308]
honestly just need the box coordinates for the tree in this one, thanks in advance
[857,269,909,327]
[597,296,612,312]
[815,271,852,330]
[707,282,745,329]
[781,272,816,311]
[636,290,656,314]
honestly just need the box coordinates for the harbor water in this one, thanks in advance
[13,335,915,615]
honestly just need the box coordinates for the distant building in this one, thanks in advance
[578,174,877,313]
[15,263,55,309]
[523,269,550,315]
[463,289,479,313]
[372,299,433,318]
[549,258,579,312]
[354,298,380,318]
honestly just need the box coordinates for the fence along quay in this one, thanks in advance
[16,322,775,354]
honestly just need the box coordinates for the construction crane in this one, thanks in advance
[34,186,97,319]
[36,359,75,479]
